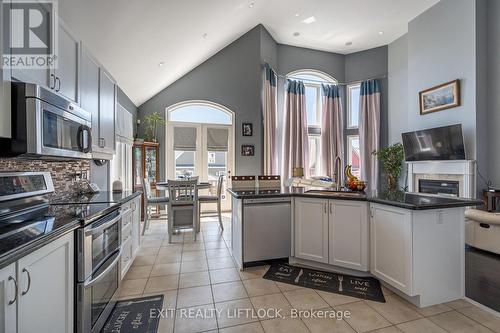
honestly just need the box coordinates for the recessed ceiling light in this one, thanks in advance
[249,2,254,8]
[293,32,300,37]
[294,13,300,17]
[158,62,164,67]
[378,31,384,35]
[302,16,316,24]
[202,33,208,39]
[345,41,353,46]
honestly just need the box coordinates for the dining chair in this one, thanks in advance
[167,179,199,243]
[199,175,224,231]
[231,175,256,189]
[141,178,170,235]
[257,175,281,189]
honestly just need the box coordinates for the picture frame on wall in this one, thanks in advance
[419,79,461,115]
[241,145,254,156]
[242,123,253,136]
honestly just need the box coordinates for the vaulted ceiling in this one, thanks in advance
[59,0,439,106]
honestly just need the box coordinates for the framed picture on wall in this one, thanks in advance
[419,79,461,115]
[241,145,254,156]
[242,123,253,136]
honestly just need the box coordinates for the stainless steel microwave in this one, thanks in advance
[3,82,92,159]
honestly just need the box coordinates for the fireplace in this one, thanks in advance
[419,179,460,197]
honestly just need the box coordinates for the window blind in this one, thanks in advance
[173,127,197,151]
[207,128,228,151]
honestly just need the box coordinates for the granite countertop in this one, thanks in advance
[227,187,483,210]
[50,190,142,205]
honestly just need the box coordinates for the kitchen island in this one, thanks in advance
[228,187,482,307]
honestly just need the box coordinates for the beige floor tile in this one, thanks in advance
[283,289,329,311]
[275,281,304,292]
[206,248,231,259]
[336,301,392,333]
[155,253,182,264]
[215,298,259,328]
[366,295,422,324]
[212,281,248,303]
[144,275,179,293]
[219,322,264,333]
[208,257,235,270]
[239,266,270,280]
[141,240,163,248]
[180,260,209,273]
[150,263,181,277]
[250,293,292,319]
[156,317,174,333]
[174,304,217,333]
[301,309,355,333]
[119,278,148,296]
[177,285,214,309]
[316,290,360,306]
[179,271,211,288]
[458,306,500,333]
[182,250,207,262]
[445,299,474,310]
[132,255,157,266]
[243,279,281,297]
[397,318,447,333]
[182,242,206,251]
[158,246,183,255]
[210,268,241,284]
[142,290,178,310]
[205,240,227,249]
[369,326,401,333]
[429,310,494,333]
[137,246,160,256]
[260,317,309,333]
[123,265,152,280]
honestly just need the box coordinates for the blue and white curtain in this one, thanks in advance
[359,79,381,192]
[282,79,308,180]
[321,84,344,179]
[263,64,278,175]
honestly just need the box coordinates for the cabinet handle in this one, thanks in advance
[324,203,327,214]
[8,276,17,305]
[21,268,31,296]
[50,74,56,89]
[330,202,333,214]
[55,77,61,92]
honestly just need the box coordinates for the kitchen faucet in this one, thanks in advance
[334,156,342,191]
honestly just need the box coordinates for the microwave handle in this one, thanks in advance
[84,250,121,288]
[77,125,92,154]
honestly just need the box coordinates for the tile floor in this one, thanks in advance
[120,214,500,333]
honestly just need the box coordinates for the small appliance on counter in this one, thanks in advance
[112,180,123,193]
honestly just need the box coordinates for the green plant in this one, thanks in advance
[144,112,166,142]
[373,143,405,192]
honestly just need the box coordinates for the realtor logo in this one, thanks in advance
[2,0,58,69]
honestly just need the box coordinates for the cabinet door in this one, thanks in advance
[99,69,116,154]
[294,197,329,263]
[0,263,17,333]
[17,233,74,333]
[80,45,100,152]
[131,196,142,256]
[370,204,413,295]
[0,2,11,139]
[145,146,158,184]
[329,200,369,271]
[54,20,79,103]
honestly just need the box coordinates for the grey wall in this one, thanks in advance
[388,34,408,145]
[138,25,262,179]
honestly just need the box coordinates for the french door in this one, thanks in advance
[167,123,233,211]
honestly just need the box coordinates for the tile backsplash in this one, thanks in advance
[0,158,90,199]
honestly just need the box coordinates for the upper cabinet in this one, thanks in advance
[0,2,11,139]
[80,45,100,154]
[97,69,116,157]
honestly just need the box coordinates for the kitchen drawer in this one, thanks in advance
[122,221,132,244]
[121,238,133,278]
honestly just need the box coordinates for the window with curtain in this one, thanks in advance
[287,70,337,177]
[347,84,361,178]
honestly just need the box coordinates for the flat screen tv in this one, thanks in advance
[401,124,466,161]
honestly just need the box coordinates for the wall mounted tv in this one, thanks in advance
[401,124,466,161]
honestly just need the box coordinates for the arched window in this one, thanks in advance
[168,101,233,125]
[286,70,337,177]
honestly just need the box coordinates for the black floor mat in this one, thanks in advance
[263,263,385,303]
[101,295,164,333]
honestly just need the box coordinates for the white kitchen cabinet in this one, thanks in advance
[294,197,329,263]
[370,204,413,295]
[131,196,142,256]
[53,20,80,103]
[17,232,74,333]
[97,68,116,156]
[0,263,17,333]
[80,44,100,155]
[121,196,142,278]
[329,200,369,271]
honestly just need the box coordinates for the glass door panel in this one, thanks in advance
[175,151,196,179]
[133,146,143,188]
[145,147,157,184]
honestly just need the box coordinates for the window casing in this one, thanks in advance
[346,84,361,178]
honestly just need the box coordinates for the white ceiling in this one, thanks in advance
[59,0,439,106]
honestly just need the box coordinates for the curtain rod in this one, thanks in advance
[276,73,387,86]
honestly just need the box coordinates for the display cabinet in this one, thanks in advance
[132,141,160,219]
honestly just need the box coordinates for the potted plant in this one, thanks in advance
[144,112,166,142]
[373,143,405,192]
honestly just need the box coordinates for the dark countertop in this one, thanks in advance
[0,191,142,269]
[228,187,483,210]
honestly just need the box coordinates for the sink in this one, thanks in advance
[305,190,366,198]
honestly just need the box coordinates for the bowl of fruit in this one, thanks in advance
[344,165,367,192]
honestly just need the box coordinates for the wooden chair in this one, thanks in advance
[141,178,169,235]
[167,179,199,243]
[199,175,224,231]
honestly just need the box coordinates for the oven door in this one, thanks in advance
[77,249,121,333]
[78,209,121,282]
[39,100,92,159]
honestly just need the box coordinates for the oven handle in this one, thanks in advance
[84,250,121,288]
[85,213,121,236]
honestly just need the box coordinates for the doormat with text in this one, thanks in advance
[263,263,385,303]
[101,295,164,333]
